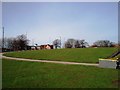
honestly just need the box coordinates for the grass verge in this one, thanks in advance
[2,58,119,88]
[4,48,117,63]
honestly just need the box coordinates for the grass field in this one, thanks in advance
[2,59,119,88]
[113,54,120,60]
[4,47,117,63]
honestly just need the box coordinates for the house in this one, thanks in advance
[28,44,53,50]
[40,44,53,50]
[30,46,41,50]
[31,46,36,50]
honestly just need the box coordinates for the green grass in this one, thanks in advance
[4,48,117,63]
[2,59,119,88]
[112,54,120,60]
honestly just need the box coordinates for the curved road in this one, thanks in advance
[2,55,99,67]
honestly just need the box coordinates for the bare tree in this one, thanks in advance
[93,40,115,47]
[65,41,72,48]
[74,40,80,48]
[65,39,89,48]
[64,39,75,48]
[53,39,61,49]
[12,38,19,51]
[16,34,29,50]
[0,37,14,51]
[74,39,89,48]
[1,34,29,51]
[6,38,14,50]
[79,40,89,48]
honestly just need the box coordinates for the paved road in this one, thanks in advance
[2,55,99,67]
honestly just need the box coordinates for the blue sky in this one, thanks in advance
[2,2,118,46]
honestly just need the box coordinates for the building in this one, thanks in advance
[40,44,53,50]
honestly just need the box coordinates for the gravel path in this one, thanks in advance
[2,55,99,67]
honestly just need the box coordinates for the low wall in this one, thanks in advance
[99,59,117,69]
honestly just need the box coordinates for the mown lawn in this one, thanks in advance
[4,48,117,63]
[2,59,119,88]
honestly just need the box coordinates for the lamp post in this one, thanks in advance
[60,36,61,48]
[2,27,4,49]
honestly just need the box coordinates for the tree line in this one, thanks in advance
[1,34,119,51]
[1,34,29,51]
[53,39,118,49]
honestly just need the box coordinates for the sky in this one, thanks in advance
[2,2,118,46]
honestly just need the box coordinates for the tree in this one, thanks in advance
[74,40,80,48]
[64,39,89,48]
[5,34,29,51]
[93,40,115,47]
[79,39,89,48]
[12,38,19,51]
[53,39,61,49]
[6,38,14,50]
[16,34,29,50]
[65,41,72,48]
[74,39,89,48]
[109,42,116,47]
[64,39,75,48]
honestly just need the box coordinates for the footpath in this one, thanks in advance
[2,55,99,67]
